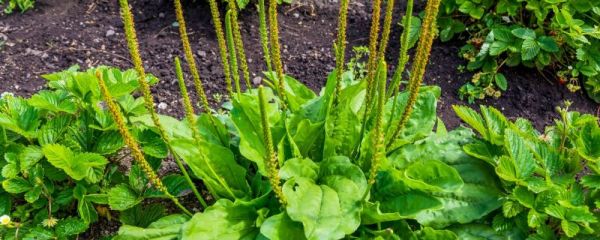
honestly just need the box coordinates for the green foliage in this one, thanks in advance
[442,0,600,102]
[1,0,34,14]
[0,66,190,239]
[453,103,600,238]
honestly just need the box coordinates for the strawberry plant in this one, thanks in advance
[440,0,600,103]
[1,0,34,14]
[0,66,194,239]
[454,103,600,238]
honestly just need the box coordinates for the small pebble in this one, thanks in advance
[157,102,168,110]
[106,29,115,37]
[252,76,262,85]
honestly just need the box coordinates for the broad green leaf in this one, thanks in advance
[373,169,442,217]
[108,184,142,211]
[78,197,98,224]
[280,158,319,181]
[283,177,360,240]
[115,214,189,240]
[361,201,403,225]
[415,227,458,239]
[404,160,464,192]
[180,199,260,240]
[283,157,367,239]
[172,138,250,199]
[449,224,504,239]
[260,213,306,240]
[120,203,166,228]
[581,175,600,189]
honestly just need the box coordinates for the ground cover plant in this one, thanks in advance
[0,0,34,14]
[438,0,600,103]
[0,0,598,239]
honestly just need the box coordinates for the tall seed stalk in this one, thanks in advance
[96,71,192,216]
[173,0,211,113]
[258,0,272,72]
[174,57,237,200]
[376,0,395,66]
[387,0,441,147]
[173,0,227,146]
[227,0,252,89]
[387,0,414,99]
[268,0,289,109]
[225,10,242,95]
[333,0,350,100]
[258,86,286,205]
[206,0,234,96]
[362,0,383,115]
[118,0,203,206]
[368,61,387,185]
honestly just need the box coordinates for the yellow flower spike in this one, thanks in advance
[333,0,350,101]
[119,0,205,208]
[258,86,286,205]
[206,0,234,96]
[228,0,252,89]
[363,0,383,113]
[225,9,242,95]
[387,0,414,99]
[368,60,387,185]
[376,0,396,66]
[173,0,212,114]
[268,0,289,110]
[173,57,210,209]
[387,0,442,148]
[96,71,192,216]
[258,0,272,72]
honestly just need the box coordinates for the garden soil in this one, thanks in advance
[1,0,599,238]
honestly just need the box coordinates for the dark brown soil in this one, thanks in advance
[1,0,599,238]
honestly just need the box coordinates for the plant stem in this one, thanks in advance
[225,10,242,95]
[387,0,442,148]
[258,86,286,205]
[333,0,350,102]
[206,0,234,96]
[118,0,203,210]
[387,0,414,99]
[228,0,252,89]
[258,0,272,72]
[173,57,209,209]
[268,0,289,110]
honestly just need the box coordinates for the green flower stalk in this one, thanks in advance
[227,0,252,89]
[363,0,383,113]
[333,0,350,101]
[387,0,441,148]
[207,0,234,96]
[368,61,387,185]
[258,86,286,205]
[376,0,395,67]
[173,58,209,209]
[387,0,414,99]
[268,0,289,110]
[173,0,211,113]
[258,0,272,72]
[175,58,238,200]
[225,10,242,95]
[96,71,192,216]
[119,0,204,207]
